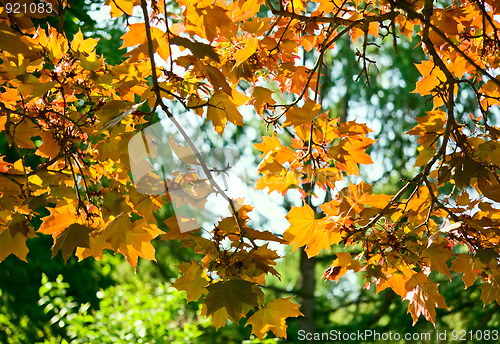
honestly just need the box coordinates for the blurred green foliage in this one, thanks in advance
[0,236,114,344]
[0,253,280,344]
[37,272,210,344]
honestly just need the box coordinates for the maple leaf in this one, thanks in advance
[200,5,235,41]
[250,86,276,116]
[204,279,263,323]
[204,65,232,95]
[127,186,160,224]
[169,35,220,62]
[106,0,136,17]
[95,100,133,128]
[254,135,283,158]
[171,260,210,303]
[284,204,341,257]
[36,132,60,159]
[348,182,393,209]
[200,304,230,330]
[71,30,100,54]
[284,205,318,248]
[167,135,199,165]
[247,244,281,275]
[255,170,301,195]
[413,59,446,98]
[451,254,478,288]
[376,272,412,298]
[244,227,288,244]
[474,248,499,270]
[282,99,321,127]
[341,136,376,165]
[77,215,164,269]
[232,37,258,70]
[415,145,436,167]
[102,191,132,222]
[406,110,446,138]
[422,244,454,280]
[336,120,373,136]
[0,227,32,262]
[161,215,199,241]
[14,120,40,149]
[246,297,303,340]
[323,252,359,283]
[0,214,37,262]
[38,204,82,239]
[479,283,500,306]
[207,90,246,135]
[304,222,343,257]
[404,274,448,325]
[478,177,500,202]
[52,224,92,262]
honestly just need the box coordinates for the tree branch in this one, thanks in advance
[139,0,257,249]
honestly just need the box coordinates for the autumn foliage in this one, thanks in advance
[1,0,500,339]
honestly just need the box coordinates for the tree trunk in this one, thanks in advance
[299,178,316,341]
[299,247,316,341]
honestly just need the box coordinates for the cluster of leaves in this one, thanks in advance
[0,0,499,339]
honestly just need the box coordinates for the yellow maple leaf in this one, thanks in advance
[52,223,92,262]
[200,304,230,330]
[283,99,321,127]
[246,297,303,340]
[451,254,478,288]
[422,244,454,280]
[254,135,282,157]
[71,29,99,54]
[207,90,246,135]
[171,260,210,302]
[232,37,258,70]
[0,226,32,262]
[250,86,276,116]
[0,213,37,262]
[413,59,446,96]
[284,204,339,257]
[106,0,136,17]
[77,215,164,269]
[255,170,300,195]
[38,204,81,239]
[120,23,147,49]
[36,132,60,159]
